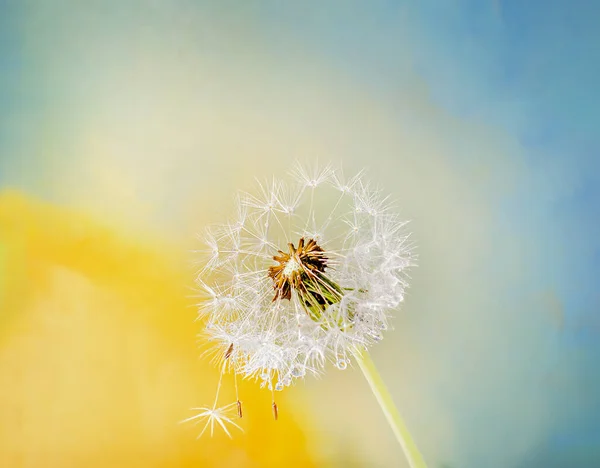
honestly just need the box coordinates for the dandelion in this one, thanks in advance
[187,163,427,467]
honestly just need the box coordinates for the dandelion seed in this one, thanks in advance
[187,163,427,467]
[180,402,243,439]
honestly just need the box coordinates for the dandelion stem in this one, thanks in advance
[355,349,428,468]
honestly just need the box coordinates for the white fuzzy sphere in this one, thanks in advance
[196,164,414,390]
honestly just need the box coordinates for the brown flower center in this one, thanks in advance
[268,237,329,303]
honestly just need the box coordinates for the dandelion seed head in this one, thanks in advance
[196,163,415,389]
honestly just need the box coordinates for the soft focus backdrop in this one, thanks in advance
[1,1,599,467]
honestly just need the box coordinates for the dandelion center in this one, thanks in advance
[267,237,335,304]
[282,258,301,277]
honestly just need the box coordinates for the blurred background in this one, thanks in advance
[1,1,599,467]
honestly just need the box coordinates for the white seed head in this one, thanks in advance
[195,163,415,389]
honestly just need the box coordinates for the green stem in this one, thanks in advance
[354,349,428,468]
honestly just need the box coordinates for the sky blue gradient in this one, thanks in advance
[412,2,600,465]
[408,2,600,464]
[0,0,22,179]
